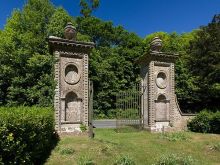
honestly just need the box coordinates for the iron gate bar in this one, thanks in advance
[116,83,144,131]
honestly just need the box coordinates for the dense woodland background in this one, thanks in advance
[0,0,219,117]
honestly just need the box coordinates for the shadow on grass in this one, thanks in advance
[35,132,60,165]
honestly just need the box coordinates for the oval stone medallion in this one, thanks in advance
[65,64,80,85]
[156,72,167,89]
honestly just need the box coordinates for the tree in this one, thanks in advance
[2,0,218,116]
[0,0,144,115]
[0,0,55,106]
[46,7,90,41]
[212,14,220,23]
[77,16,144,117]
[188,15,220,111]
[0,0,92,107]
[4,0,55,106]
[80,0,100,17]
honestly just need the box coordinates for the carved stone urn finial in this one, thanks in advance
[150,37,162,52]
[64,22,77,41]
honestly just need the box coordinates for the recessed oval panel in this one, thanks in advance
[156,72,167,89]
[64,64,80,85]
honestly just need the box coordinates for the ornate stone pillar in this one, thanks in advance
[139,37,178,132]
[49,23,94,133]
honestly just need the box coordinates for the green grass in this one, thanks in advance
[45,129,220,165]
[159,132,190,141]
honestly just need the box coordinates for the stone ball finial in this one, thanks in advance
[150,37,162,52]
[64,22,77,41]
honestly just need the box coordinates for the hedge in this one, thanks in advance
[187,110,220,134]
[0,107,58,164]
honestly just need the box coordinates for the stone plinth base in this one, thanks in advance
[60,124,81,133]
[145,121,170,132]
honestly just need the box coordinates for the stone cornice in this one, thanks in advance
[137,51,178,64]
[48,36,95,54]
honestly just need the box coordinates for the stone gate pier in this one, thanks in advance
[49,23,94,133]
[138,37,195,132]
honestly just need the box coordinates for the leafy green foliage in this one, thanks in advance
[0,0,55,106]
[80,0,100,17]
[0,0,91,107]
[47,7,75,38]
[210,111,220,134]
[0,0,219,116]
[0,107,58,164]
[116,109,139,120]
[77,17,144,116]
[187,111,212,133]
[46,7,90,42]
[187,111,220,134]
[188,18,220,111]
[0,1,144,115]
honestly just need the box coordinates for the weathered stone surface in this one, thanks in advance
[64,22,77,41]
[49,23,94,133]
[139,37,195,132]
[150,37,162,52]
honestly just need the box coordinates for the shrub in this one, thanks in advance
[209,111,220,134]
[94,113,107,119]
[187,110,220,134]
[154,154,196,165]
[187,111,212,133]
[107,109,117,119]
[0,107,58,164]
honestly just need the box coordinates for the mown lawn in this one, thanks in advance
[45,129,220,165]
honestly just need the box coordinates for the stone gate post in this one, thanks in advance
[49,23,94,133]
[139,37,178,132]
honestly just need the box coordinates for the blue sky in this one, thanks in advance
[0,0,219,38]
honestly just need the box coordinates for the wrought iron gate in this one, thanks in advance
[116,84,145,131]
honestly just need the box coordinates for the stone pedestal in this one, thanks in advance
[139,37,195,132]
[139,37,185,132]
[48,25,94,133]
